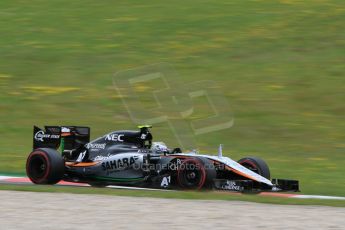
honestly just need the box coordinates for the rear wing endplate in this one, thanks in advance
[33,126,90,151]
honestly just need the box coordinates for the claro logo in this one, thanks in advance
[105,134,124,142]
[34,130,60,142]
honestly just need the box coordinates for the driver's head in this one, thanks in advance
[151,142,169,154]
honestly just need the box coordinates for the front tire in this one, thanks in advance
[238,156,270,179]
[26,148,64,184]
[177,157,216,189]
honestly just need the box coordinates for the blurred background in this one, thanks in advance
[0,0,344,196]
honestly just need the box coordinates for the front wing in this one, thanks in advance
[147,173,299,192]
[213,178,299,192]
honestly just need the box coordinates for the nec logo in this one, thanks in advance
[105,134,124,142]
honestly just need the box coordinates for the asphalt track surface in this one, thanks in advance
[1,191,344,230]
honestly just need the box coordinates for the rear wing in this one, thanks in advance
[33,126,90,152]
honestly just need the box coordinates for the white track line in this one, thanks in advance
[293,195,345,200]
[0,176,22,180]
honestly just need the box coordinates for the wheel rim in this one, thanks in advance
[178,159,206,189]
[27,152,49,183]
[183,165,201,186]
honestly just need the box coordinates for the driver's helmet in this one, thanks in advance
[151,142,169,154]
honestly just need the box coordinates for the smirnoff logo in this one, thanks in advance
[86,143,107,149]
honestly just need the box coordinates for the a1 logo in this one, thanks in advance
[160,176,171,188]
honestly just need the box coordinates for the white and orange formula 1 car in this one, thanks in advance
[26,125,299,192]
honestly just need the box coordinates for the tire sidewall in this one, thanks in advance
[238,157,270,179]
[26,150,51,184]
[177,157,216,189]
[26,148,64,184]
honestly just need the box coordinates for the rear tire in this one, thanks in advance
[26,148,65,184]
[238,157,270,179]
[177,157,216,189]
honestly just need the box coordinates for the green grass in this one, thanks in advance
[0,0,345,202]
[1,184,345,207]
